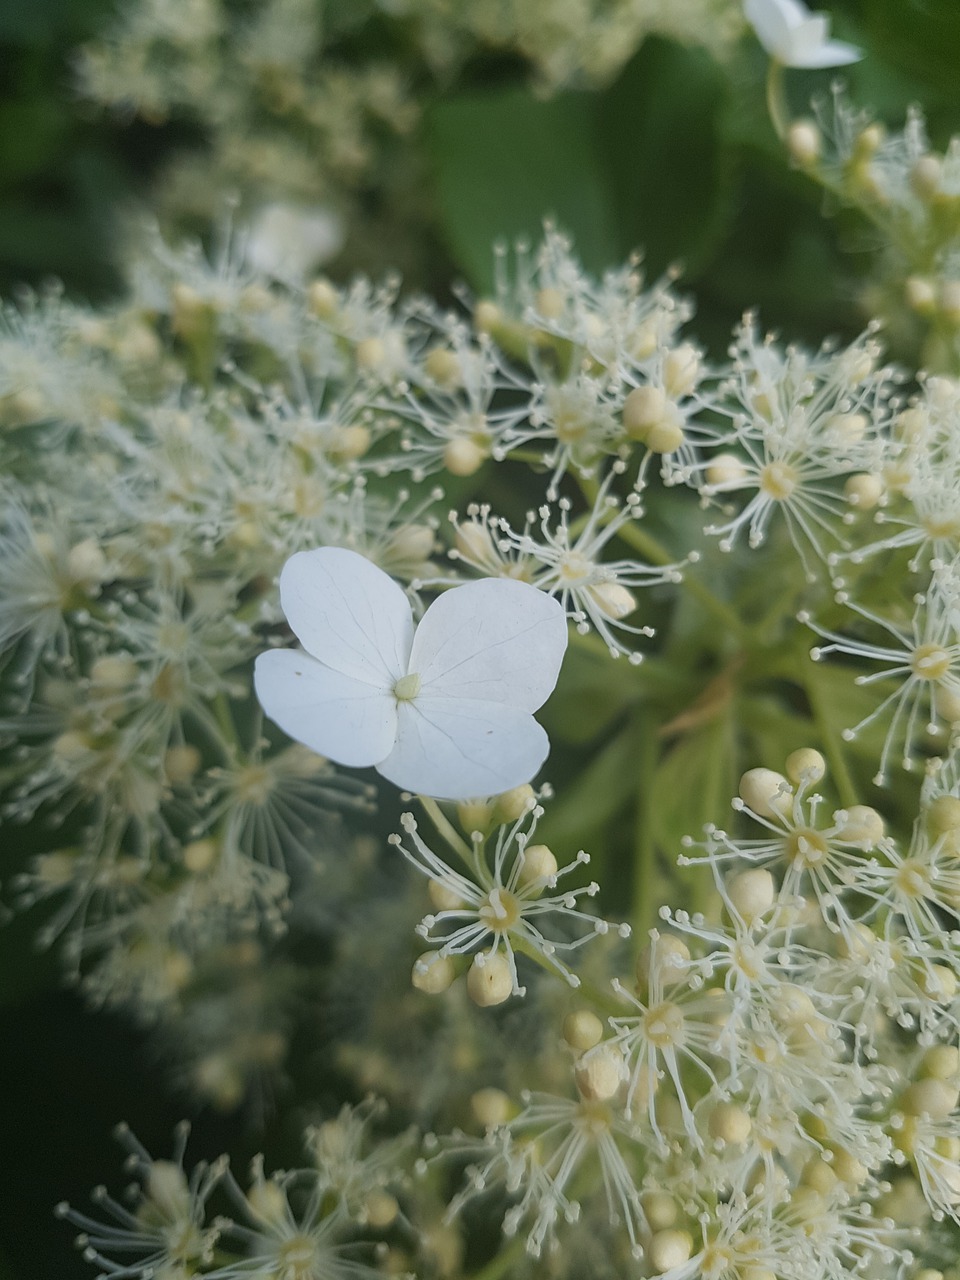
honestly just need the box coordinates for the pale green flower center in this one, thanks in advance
[393,672,421,701]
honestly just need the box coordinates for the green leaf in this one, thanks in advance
[593,37,732,278]
[425,86,619,294]
[535,722,640,855]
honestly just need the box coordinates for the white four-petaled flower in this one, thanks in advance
[254,547,568,800]
[744,0,862,67]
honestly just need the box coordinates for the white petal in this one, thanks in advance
[409,579,568,711]
[789,34,862,66]
[744,0,803,54]
[278,547,414,686]
[377,698,551,800]
[254,648,398,766]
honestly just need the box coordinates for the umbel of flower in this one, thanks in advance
[254,548,568,800]
[744,0,862,67]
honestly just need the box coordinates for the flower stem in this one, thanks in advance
[766,59,789,141]
[419,795,473,862]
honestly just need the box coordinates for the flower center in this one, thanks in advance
[479,887,521,931]
[393,672,421,701]
[642,1000,685,1048]
[785,826,828,867]
[558,551,591,583]
[911,643,951,681]
[759,460,798,500]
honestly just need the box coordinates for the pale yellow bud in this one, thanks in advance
[726,868,775,924]
[911,154,943,199]
[328,424,370,461]
[164,744,202,784]
[575,1045,623,1101]
[785,747,826,785]
[466,952,513,1006]
[835,804,884,848]
[825,411,867,442]
[648,1229,693,1272]
[385,524,435,563]
[708,1101,752,1144]
[636,935,690,988]
[646,409,685,454]
[428,879,465,911]
[424,346,462,388]
[844,472,884,509]
[927,795,960,840]
[921,1045,960,1080]
[921,964,958,1002]
[470,1087,511,1129]
[535,287,565,319]
[663,344,699,397]
[457,799,493,834]
[622,385,665,437]
[67,538,108,586]
[831,1147,868,1186]
[905,275,937,314]
[586,581,637,621]
[307,279,338,318]
[642,1192,677,1230]
[412,951,456,995]
[474,300,501,333]
[705,452,748,488]
[494,785,535,823]
[562,1009,604,1053]
[182,839,218,873]
[801,1158,838,1194]
[364,1191,399,1228]
[443,437,487,477]
[247,1179,288,1225]
[900,1077,959,1119]
[788,119,822,166]
[738,768,792,819]
[516,843,558,888]
[90,655,139,688]
[147,1161,190,1219]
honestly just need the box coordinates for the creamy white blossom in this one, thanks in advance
[744,0,862,68]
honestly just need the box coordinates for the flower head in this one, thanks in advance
[254,547,568,800]
[744,0,862,68]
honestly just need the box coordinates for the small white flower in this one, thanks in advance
[744,0,862,68]
[254,547,568,800]
[245,203,345,280]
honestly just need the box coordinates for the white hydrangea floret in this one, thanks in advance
[744,0,862,68]
[254,547,568,800]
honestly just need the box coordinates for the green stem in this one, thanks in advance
[419,796,473,863]
[630,721,662,939]
[765,59,789,141]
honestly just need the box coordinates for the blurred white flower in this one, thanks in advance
[244,203,345,280]
[744,0,862,67]
[254,547,567,800]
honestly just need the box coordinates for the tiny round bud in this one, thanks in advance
[785,747,826,785]
[937,686,960,724]
[801,1157,838,1194]
[900,1077,959,1119]
[67,538,108,586]
[844,472,884,509]
[705,452,748,488]
[854,122,885,158]
[517,843,558,888]
[328,425,371,461]
[182,839,218,873]
[355,336,385,371]
[457,799,493,834]
[927,795,960,839]
[663,344,700,397]
[708,1101,752,1144]
[428,879,465,911]
[246,1178,288,1224]
[575,1045,624,1101]
[921,1045,960,1080]
[726,868,775,924]
[911,154,942,199]
[645,409,685,454]
[443,437,487,477]
[787,119,822,166]
[738,768,792,819]
[535,287,565,319]
[921,964,958,1002]
[905,275,937,314]
[474,300,501,333]
[470,1087,511,1129]
[412,951,456,995]
[835,804,885,848]
[622,385,666,437]
[466,952,513,1006]
[494,785,535,823]
[636,935,690,988]
[307,279,338,318]
[423,346,462,388]
[363,1191,399,1229]
[562,1009,604,1053]
[831,1147,868,1186]
[90,655,139,688]
[648,1229,693,1272]
[586,581,637,621]
[642,1192,678,1230]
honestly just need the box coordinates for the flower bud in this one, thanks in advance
[412,951,456,995]
[364,1190,399,1228]
[844,472,883,509]
[471,1087,511,1129]
[562,1009,604,1053]
[443,437,487,477]
[648,1229,693,1272]
[494,785,535,823]
[834,804,884,848]
[466,952,513,1006]
[663,344,700,397]
[424,346,462,388]
[428,879,465,911]
[785,747,826,785]
[586,581,637,621]
[708,1101,752,1144]
[516,843,558,889]
[738,768,792,819]
[788,119,821,166]
[726,868,775,924]
[900,1077,959,1119]
[705,452,748,488]
[575,1044,624,1101]
[642,1192,677,1230]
